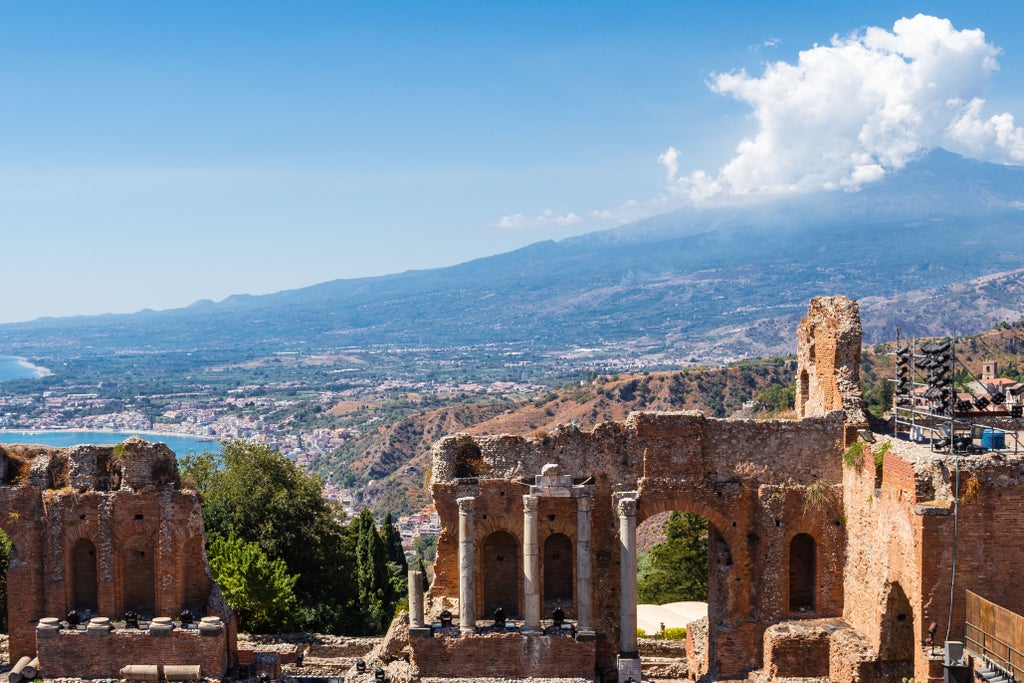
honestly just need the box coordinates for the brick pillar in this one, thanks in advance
[457,496,476,634]
[523,494,541,632]
[576,493,593,634]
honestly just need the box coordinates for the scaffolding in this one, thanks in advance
[890,334,1021,455]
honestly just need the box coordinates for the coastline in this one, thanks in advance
[14,357,52,378]
[0,427,219,442]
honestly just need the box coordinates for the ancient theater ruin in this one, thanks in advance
[0,437,232,679]
[408,295,1024,683]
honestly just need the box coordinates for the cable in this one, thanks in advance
[945,340,960,645]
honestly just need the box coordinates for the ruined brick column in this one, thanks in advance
[457,496,476,634]
[523,494,541,632]
[617,495,641,677]
[576,493,593,634]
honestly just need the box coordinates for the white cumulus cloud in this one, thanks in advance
[664,14,1024,202]
[494,208,582,229]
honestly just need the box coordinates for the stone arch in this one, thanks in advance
[482,530,520,618]
[637,496,746,574]
[71,537,99,612]
[543,532,573,613]
[121,534,155,615]
[788,532,816,613]
[637,490,753,679]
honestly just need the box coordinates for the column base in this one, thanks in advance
[617,655,642,683]
[575,629,596,642]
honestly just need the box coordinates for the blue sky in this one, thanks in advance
[3,2,1024,323]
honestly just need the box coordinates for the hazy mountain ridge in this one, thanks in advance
[2,149,1023,366]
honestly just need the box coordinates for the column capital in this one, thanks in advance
[523,494,539,513]
[616,496,638,518]
[576,494,593,512]
[456,496,475,513]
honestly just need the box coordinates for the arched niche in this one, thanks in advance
[543,532,573,613]
[122,535,155,615]
[182,535,210,613]
[71,537,98,612]
[788,533,816,613]
[483,530,519,618]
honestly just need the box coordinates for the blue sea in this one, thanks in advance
[0,356,50,383]
[0,431,221,457]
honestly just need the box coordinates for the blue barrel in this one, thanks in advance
[981,429,1006,450]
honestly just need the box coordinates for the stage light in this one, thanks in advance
[992,392,1006,405]
[974,397,990,411]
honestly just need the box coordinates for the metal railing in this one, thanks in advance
[965,620,1024,681]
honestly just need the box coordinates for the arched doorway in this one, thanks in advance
[483,530,519,618]
[788,533,816,613]
[71,538,98,612]
[543,533,573,613]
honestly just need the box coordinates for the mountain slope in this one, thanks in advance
[2,149,1023,365]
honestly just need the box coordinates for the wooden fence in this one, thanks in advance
[965,590,1024,678]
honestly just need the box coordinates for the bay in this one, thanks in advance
[0,356,50,383]
[0,430,221,458]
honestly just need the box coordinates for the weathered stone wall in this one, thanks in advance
[0,438,227,676]
[36,626,228,679]
[410,631,595,679]
[417,294,1024,682]
[427,408,848,679]
[796,295,868,440]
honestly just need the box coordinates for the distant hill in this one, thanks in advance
[2,148,1023,366]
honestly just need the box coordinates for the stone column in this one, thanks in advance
[618,496,639,658]
[408,570,424,628]
[457,496,476,634]
[576,493,594,633]
[523,494,541,632]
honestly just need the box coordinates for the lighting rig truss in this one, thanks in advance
[891,338,1019,455]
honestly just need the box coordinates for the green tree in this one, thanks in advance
[638,511,708,604]
[207,533,299,633]
[350,509,395,634]
[181,441,358,633]
[757,383,795,412]
[381,512,409,608]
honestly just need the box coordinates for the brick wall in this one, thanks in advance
[410,631,595,678]
[36,626,229,679]
[763,622,830,678]
[0,439,225,662]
